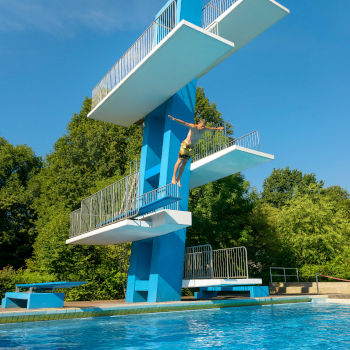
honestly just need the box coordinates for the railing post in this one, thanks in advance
[192,248,195,279]
[100,192,102,226]
[210,247,214,278]
[125,179,129,217]
[226,249,229,279]
[89,198,92,231]
[224,122,227,149]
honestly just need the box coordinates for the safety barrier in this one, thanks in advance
[192,121,260,163]
[183,244,248,279]
[202,0,239,29]
[92,0,177,109]
[69,177,179,239]
[270,267,299,283]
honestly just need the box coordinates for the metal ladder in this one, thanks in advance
[115,243,130,297]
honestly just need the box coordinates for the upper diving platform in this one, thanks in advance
[199,0,289,77]
[88,0,289,127]
[88,21,235,127]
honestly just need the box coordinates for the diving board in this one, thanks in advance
[88,20,235,127]
[182,278,262,288]
[66,209,192,245]
[199,0,290,78]
[190,145,274,190]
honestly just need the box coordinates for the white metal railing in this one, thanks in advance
[69,171,139,238]
[213,247,248,279]
[270,267,299,283]
[183,245,213,279]
[192,121,260,163]
[92,1,177,110]
[202,0,239,29]
[69,177,179,239]
[207,21,219,36]
[183,245,248,279]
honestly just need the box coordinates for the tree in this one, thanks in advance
[187,173,257,249]
[267,185,350,279]
[261,166,324,208]
[195,87,234,134]
[0,136,43,268]
[29,97,142,296]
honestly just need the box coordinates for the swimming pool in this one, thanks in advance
[1,302,350,349]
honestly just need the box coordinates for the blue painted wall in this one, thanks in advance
[126,0,202,303]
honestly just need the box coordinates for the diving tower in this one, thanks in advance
[68,0,289,303]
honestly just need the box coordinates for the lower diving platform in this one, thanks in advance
[182,278,262,288]
[66,209,191,245]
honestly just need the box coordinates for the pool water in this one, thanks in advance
[1,303,350,349]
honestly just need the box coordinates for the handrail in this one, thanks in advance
[92,0,177,110]
[270,267,299,283]
[202,0,240,29]
[183,245,248,279]
[69,180,179,239]
[192,121,260,163]
[183,245,213,279]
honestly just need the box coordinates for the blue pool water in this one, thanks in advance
[1,302,350,349]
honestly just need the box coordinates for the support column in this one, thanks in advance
[126,0,202,303]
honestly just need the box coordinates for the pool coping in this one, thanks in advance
[0,295,327,324]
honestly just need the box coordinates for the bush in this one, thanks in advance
[0,266,57,300]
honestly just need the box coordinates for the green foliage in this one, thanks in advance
[254,183,350,282]
[187,173,257,249]
[261,166,324,208]
[25,97,142,301]
[275,185,350,266]
[0,137,43,269]
[195,87,234,134]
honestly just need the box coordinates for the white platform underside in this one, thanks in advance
[189,145,274,190]
[198,0,289,78]
[88,21,235,127]
[182,278,263,288]
[66,210,191,245]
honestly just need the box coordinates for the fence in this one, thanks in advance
[183,245,213,279]
[92,1,177,110]
[202,0,240,29]
[213,247,249,279]
[183,245,248,279]
[69,171,139,238]
[69,177,179,239]
[270,267,299,283]
[192,121,260,163]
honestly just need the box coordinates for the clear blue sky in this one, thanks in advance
[1,0,349,192]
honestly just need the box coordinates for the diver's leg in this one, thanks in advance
[172,157,182,185]
[176,159,188,187]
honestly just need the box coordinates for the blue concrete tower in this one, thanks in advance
[126,0,203,303]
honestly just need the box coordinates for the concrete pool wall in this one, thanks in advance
[270,282,350,295]
[0,295,326,324]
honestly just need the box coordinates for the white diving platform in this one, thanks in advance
[88,20,235,127]
[190,145,274,190]
[182,278,262,288]
[66,210,191,246]
[199,0,289,78]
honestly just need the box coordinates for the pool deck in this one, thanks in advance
[0,294,328,324]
